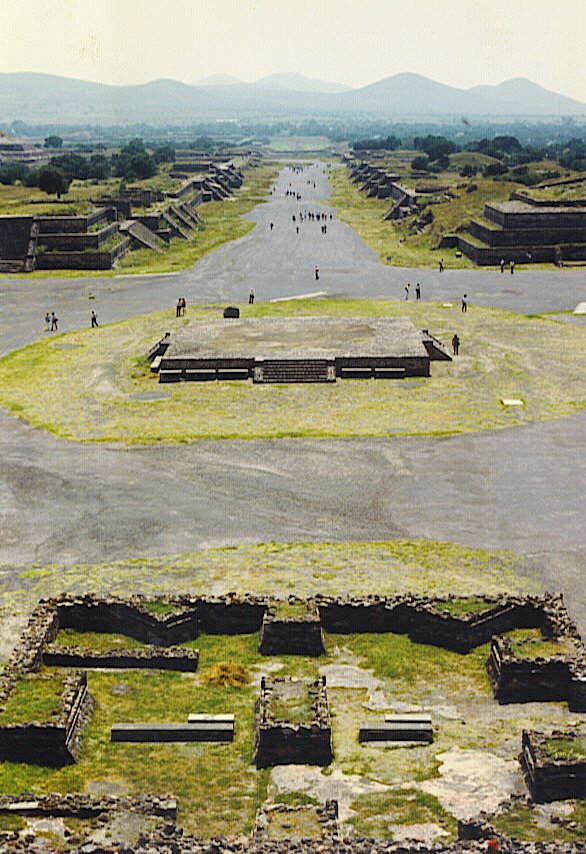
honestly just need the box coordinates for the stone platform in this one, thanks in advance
[156,317,450,383]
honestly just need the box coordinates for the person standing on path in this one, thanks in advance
[461,294,467,313]
[405,284,410,300]
[452,333,460,355]
[439,258,444,272]
[315,266,319,281]
[249,289,255,305]
[500,258,505,273]
[91,311,98,328]
[416,283,421,300]
[44,311,51,331]
[50,312,58,331]
[176,299,181,318]
[510,260,515,275]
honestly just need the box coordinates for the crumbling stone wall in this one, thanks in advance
[520,728,586,801]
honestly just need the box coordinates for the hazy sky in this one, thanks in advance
[2,0,585,100]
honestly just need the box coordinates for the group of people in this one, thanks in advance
[175,297,187,317]
[44,311,59,331]
[500,258,516,274]
[404,283,422,300]
[44,310,99,331]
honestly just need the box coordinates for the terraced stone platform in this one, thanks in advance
[156,317,450,383]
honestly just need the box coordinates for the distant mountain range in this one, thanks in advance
[0,71,584,125]
[194,72,352,94]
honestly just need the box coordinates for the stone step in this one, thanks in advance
[187,714,234,724]
[111,722,234,743]
[359,721,433,743]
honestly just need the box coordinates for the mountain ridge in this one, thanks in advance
[0,71,584,124]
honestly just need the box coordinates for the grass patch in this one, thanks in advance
[268,681,315,723]
[201,662,249,688]
[492,800,586,842]
[141,600,178,616]
[0,670,67,724]
[431,597,496,617]
[54,629,146,652]
[273,602,312,620]
[506,629,576,659]
[348,788,457,840]
[264,807,323,839]
[4,540,538,618]
[1,299,584,442]
[544,735,586,761]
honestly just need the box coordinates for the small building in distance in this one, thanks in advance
[0,133,49,167]
[152,316,451,383]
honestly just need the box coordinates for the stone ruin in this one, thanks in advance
[455,194,586,266]
[253,675,333,768]
[520,727,586,802]
[150,317,451,384]
[0,158,251,273]
[0,590,584,850]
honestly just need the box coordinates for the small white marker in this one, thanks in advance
[501,399,524,407]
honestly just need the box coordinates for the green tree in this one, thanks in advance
[44,135,63,148]
[88,154,110,180]
[38,166,71,197]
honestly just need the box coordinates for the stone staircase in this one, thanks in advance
[164,211,191,239]
[253,360,336,383]
[123,220,164,252]
[169,204,197,232]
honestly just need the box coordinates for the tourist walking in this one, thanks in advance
[500,258,505,273]
[50,312,58,331]
[249,289,255,305]
[181,297,186,316]
[405,284,410,300]
[439,258,444,273]
[452,333,460,355]
[176,299,182,318]
[91,311,98,328]
[461,294,467,313]
[510,260,515,275]
[315,266,319,281]
[415,283,421,300]
[44,311,51,331]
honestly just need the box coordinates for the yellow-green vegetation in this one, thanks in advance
[273,602,312,619]
[0,631,578,839]
[55,629,145,651]
[6,540,538,617]
[268,682,315,723]
[347,789,457,840]
[0,670,67,724]
[267,136,332,152]
[431,597,496,617]
[115,164,278,276]
[492,800,586,843]
[328,166,519,268]
[506,628,576,659]
[544,734,586,761]
[264,808,324,839]
[0,298,584,443]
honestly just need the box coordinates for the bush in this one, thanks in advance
[411,155,430,171]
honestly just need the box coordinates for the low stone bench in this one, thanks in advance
[159,370,183,383]
[340,367,373,378]
[184,369,216,381]
[111,722,234,743]
[217,368,249,381]
[187,714,234,724]
[359,715,433,744]
[374,367,406,378]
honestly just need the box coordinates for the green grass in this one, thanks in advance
[273,602,312,620]
[347,788,457,841]
[4,540,538,619]
[141,600,178,616]
[431,597,495,617]
[492,800,586,842]
[1,299,584,443]
[54,629,147,651]
[506,629,575,659]
[544,734,586,761]
[0,670,67,724]
[264,807,324,839]
[268,682,315,723]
